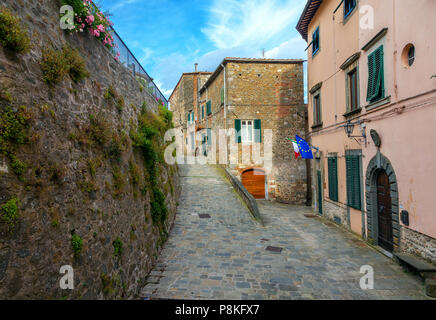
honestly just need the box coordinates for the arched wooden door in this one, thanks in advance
[377,170,393,252]
[242,169,265,199]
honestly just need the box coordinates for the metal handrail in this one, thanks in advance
[109,27,168,107]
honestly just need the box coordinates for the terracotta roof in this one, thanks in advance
[199,57,305,93]
[168,71,213,101]
[296,0,323,41]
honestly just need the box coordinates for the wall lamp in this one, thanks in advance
[343,120,367,146]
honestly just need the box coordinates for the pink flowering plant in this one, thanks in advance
[60,0,118,54]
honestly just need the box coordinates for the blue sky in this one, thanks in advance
[100,0,308,98]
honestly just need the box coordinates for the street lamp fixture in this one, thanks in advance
[343,120,367,146]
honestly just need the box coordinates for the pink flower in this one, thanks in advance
[85,15,94,25]
[93,29,100,37]
[97,24,105,32]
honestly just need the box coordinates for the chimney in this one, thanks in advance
[194,63,198,72]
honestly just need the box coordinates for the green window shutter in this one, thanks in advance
[207,101,212,115]
[221,87,224,104]
[202,105,204,119]
[254,119,261,143]
[234,119,241,143]
[346,155,361,209]
[328,157,338,202]
[367,45,384,102]
[353,155,361,210]
[346,155,353,207]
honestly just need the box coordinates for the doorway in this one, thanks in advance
[377,170,393,252]
[317,170,323,215]
[242,168,266,199]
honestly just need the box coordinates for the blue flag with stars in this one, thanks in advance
[296,135,313,159]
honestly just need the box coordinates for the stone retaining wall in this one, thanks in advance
[0,0,179,299]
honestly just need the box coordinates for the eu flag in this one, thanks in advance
[295,135,313,159]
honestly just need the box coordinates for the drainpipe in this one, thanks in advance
[221,63,228,166]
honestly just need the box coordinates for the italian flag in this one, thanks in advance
[292,141,300,159]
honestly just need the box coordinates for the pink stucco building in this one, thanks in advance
[297,0,436,263]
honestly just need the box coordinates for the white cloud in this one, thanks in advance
[202,0,304,49]
[138,48,154,65]
[149,0,308,99]
[154,80,173,97]
[265,36,306,59]
[111,0,139,11]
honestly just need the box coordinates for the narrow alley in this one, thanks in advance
[141,165,426,300]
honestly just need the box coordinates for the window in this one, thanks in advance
[347,68,359,111]
[313,93,322,126]
[206,100,212,116]
[366,45,385,103]
[201,105,205,119]
[344,0,357,19]
[188,111,195,124]
[402,44,415,67]
[408,45,415,66]
[346,154,361,210]
[328,157,338,202]
[241,120,253,143]
[312,27,320,56]
[235,119,261,143]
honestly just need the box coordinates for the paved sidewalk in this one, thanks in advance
[141,165,427,300]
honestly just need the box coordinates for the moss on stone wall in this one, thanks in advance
[0,8,30,54]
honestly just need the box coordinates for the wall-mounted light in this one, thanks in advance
[343,120,367,146]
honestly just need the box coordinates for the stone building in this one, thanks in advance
[197,58,308,204]
[297,0,436,264]
[168,66,212,155]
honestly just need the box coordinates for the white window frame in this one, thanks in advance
[241,120,254,143]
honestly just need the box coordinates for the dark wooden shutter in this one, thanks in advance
[254,119,261,143]
[328,157,338,202]
[346,155,361,209]
[235,119,241,143]
[201,105,204,119]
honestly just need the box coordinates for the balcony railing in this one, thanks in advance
[110,28,168,107]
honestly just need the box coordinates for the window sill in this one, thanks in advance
[311,122,323,130]
[343,107,362,118]
[365,96,391,111]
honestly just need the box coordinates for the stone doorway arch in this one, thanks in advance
[365,151,400,251]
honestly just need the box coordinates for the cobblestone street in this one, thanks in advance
[141,165,427,300]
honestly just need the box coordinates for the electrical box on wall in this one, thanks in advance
[401,210,409,226]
